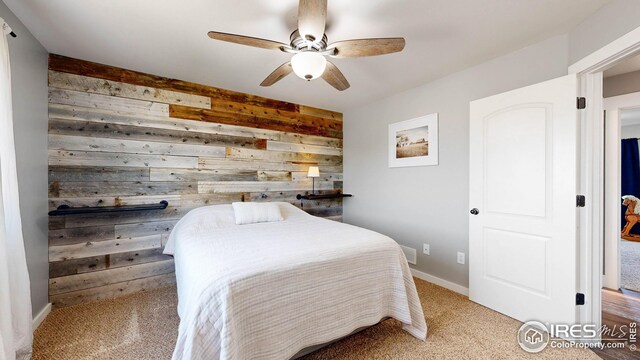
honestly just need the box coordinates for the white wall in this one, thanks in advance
[0,1,49,317]
[621,125,640,139]
[343,35,569,288]
[604,70,640,98]
[569,0,640,64]
[621,107,640,138]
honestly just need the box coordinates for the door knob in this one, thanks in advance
[470,208,479,215]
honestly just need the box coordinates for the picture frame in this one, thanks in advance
[388,113,439,168]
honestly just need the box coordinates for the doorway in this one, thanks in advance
[620,124,640,291]
[603,89,640,293]
[598,55,640,358]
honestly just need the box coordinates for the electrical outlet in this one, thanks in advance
[457,252,465,265]
[423,243,430,255]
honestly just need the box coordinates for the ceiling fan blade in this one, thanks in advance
[298,0,327,42]
[208,31,289,51]
[328,38,406,58]
[322,61,350,91]
[260,62,293,87]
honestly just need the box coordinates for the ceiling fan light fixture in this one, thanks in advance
[207,0,403,90]
[291,51,327,81]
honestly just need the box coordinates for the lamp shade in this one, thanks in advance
[307,166,320,178]
[291,52,327,81]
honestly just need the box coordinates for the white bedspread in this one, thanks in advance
[164,202,427,360]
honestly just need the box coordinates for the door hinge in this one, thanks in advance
[577,97,586,109]
[576,293,585,305]
[576,195,586,207]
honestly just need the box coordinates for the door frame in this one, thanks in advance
[569,25,640,337]
[602,92,640,290]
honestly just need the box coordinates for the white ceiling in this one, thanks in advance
[5,0,609,112]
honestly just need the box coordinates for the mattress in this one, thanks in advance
[164,202,427,360]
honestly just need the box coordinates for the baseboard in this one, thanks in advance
[410,268,469,297]
[32,303,51,331]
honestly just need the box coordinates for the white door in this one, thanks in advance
[469,74,578,325]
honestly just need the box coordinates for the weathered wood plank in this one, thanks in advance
[170,105,342,139]
[249,190,344,214]
[49,248,172,278]
[199,180,335,194]
[48,216,65,230]
[198,157,343,173]
[291,171,343,182]
[149,168,258,182]
[49,225,115,247]
[49,194,182,211]
[257,171,292,181]
[49,181,197,198]
[179,193,245,208]
[49,88,169,116]
[49,272,176,309]
[324,215,343,222]
[210,99,342,132]
[267,141,342,156]
[48,54,339,115]
[63,206,187,228]
[248,189,342,202]
[115,220,177,239]
[51,194,229,216]
[49,134,226,158]
[49,70,211,109]
[305,207,343,217]
[49,259,175,295]
[226,147,343,165]
[48,116,264,150]
[298,105,342,121]
[49,235,162,262]
[293,199,343,211]
[250,190,343,208]
[49,165,149,182]
[49,103,342,148]
[48,150,198,169]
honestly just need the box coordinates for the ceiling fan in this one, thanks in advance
[207,0,405,91]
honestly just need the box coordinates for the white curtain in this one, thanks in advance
[0,18,33,360]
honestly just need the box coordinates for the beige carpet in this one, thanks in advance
[33,278,599,360]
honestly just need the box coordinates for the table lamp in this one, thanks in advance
[308,166,320,194]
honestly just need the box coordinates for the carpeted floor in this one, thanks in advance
[33,278,600,360]
[621,239,640,293]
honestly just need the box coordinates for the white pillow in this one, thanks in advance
[232,202,284,225]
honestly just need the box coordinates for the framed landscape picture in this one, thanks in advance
[388,113,438,167]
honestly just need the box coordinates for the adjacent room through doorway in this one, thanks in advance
[604,56,640,295]
[619,108,640,293]
[618,91,640,294]
[599,54,640,359]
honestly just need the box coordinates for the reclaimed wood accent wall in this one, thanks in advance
[47,54,343,308]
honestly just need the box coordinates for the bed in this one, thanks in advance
[163,202,427,360]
